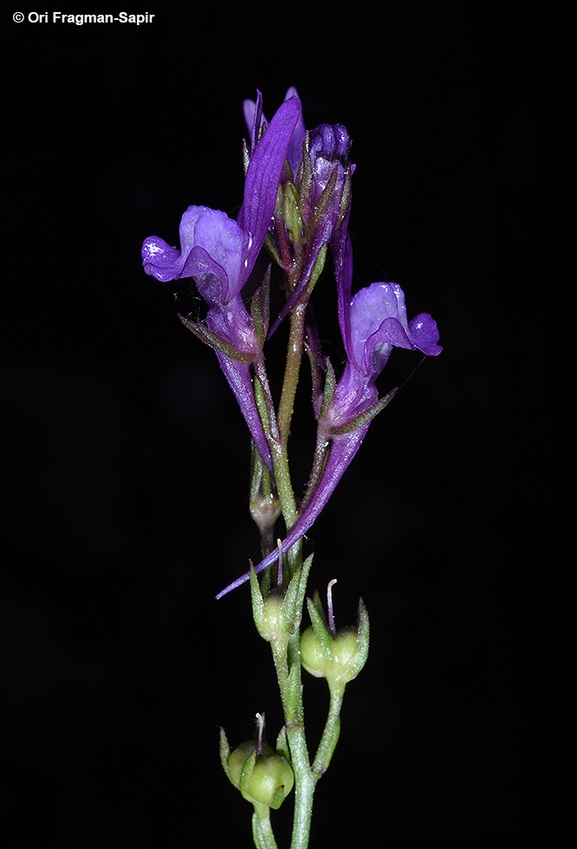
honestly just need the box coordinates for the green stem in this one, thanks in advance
[252,805,280,849]
[253,355,298,543]
[288,731,316,849]
[271,634,317,849]
[312,686,344,778]
[276,301,308,576]
[277,301,307,449]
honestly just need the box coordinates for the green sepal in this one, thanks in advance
[264,231,281,267]
[253,373,271,433]
[275,726,290,763]
[311,589,329,629]
[282,181,305,245]
[239,750,258,800]
[251,266,271,347]
[250,565,266,638]
[295,131,312,213]
[219,726,232,781]
[306,593,333,660]
[309,164,339,229]
[304,342,326,420]
[329,388,398,436]
[349,597,370,681]
[306,242,328,295]
[259,564,272,598]
[337,165,353,229]
[271,785,287,811]
[319,358,336,419]
[178,314,254,362]
[283,553,314,634]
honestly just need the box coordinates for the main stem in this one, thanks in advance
[255,289,336,848]
[271,635,316,849]
[275,301,308,576]
[277,301,307,450]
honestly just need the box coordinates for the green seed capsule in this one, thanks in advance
[227,740,294,809]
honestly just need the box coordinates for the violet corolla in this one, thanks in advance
[216,233,441,598]
[142,94,301,468]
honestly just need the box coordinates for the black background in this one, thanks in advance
[4,3,551,847]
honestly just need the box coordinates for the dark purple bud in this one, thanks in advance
[309,123,351,165]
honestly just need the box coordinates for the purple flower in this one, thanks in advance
[216,234,441,598]
[142,94,301,468]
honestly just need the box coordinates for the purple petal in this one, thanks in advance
[332,227,354,361]
[142,205,208,282]
[142,235,184,283]
[284,87,306,176]
[350,282,442,375]
[238,95,301,273]
[408,313,443,356]
[244,88,305,178]
[142,206,246,305]
[206,294,259,355]
[326,360,379,429]
[349,283,403,371]
[185,209,245,303]
[243,98,256,138]
[216,427,368,598]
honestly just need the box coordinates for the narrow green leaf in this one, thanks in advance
[250,565,266,639]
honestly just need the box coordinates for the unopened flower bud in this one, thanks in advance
[310,123,351,164]
[249,492,282,538]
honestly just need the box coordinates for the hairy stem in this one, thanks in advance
[270,634,317,849]
[312,687,344,778]
[252,805,280,849]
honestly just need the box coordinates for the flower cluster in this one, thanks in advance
[142,89,441,598]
